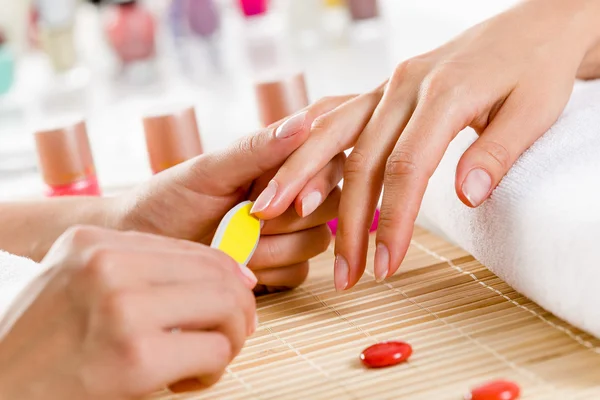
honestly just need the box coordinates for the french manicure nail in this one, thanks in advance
[238,263,258,288]
[462,168,492,207]
[301,191,323,217]
[374,243,390,283]
[251,180,278,214]
[275,111,308,139]
[334,254,349,292]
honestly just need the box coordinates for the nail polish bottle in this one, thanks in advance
[254,72,309,127]
[322,0,350,45]
[347,0,379,21]
[104,0,157,81]
[142,106,204,174]
[238,0,269,18]
[34,120,102,197]
[0,31,15,96]
[36,0,79,73]
[168,0,223,82]
[286,0,325,48]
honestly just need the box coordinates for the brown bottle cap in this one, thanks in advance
[254,72,309,127]
[34,120,96,186]
[143,106,204,174]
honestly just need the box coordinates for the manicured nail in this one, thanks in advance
[301,191,323,217]
[374,243,389,282]
[238,263,258,288]
[249,313,259,335]
[462,168,492,207]
[334,254,349,292]
[275,111,308,139]
[251,180,278,214]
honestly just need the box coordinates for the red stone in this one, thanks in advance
[465,380,521,400]
[360,341,412,368]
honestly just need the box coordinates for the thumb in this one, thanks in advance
[187,111,310,194]
[455,89,564,207]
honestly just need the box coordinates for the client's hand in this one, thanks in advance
[0,226,256,399]
[114,97,351,291]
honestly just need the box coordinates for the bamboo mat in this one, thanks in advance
[152,227,600,400]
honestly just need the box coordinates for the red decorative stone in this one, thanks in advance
[360,341,412,368]
[465,380,521,400]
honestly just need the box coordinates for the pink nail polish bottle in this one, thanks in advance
[142,106,204,174]
[34,121,102,197]
[347,0,379,21]
[104,0,157,80]
[238,0,269,18]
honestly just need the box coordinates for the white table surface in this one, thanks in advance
[0,0,518,200]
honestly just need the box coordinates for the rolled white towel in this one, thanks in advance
[0,250,44,321]
[419,79,600,337]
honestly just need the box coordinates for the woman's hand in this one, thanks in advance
[113,97,352,290]
[0,226,257,399]
[249,0,600,290]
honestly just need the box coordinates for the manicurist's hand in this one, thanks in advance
[248,0,600,290]
[114,96,353,291]
[0,226,257,399]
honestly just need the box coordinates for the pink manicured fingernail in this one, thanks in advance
[238,264,258,288]
[374,243,389,282]
[275,111,307,139]
[251,180,278,214]
[334,254,349,291]
[462,168,492,207]
[301,191,322,217]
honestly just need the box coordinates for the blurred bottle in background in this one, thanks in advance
[104,0,157,84]
[347,0,378,21]
[0,30,14,96]
[37,0,79,73]
[167,0,223,84]
[34,119,102,197]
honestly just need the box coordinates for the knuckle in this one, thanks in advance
[476,141,512,171]
[85,248,114,283]
[385,151,419,181]
[420,68,461,102]
[100,291,136,329]
[310,114,334,136]
[117,335,153,375]
[63,225,97,249]
[344,150,372,180]
[316,225,333,254]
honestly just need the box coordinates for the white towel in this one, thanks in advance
[419,79,600,337]
[0,250,44,321]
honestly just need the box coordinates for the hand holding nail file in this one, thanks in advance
[210,201,262,265]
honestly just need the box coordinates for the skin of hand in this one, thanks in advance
[0,97,352,290]
[249,0,600,290]
[0,226,257,399]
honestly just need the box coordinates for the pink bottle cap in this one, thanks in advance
[238,0,269,17]
[143,106,204,174]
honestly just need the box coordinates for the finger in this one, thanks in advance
[293,153,345,218]
[118,332,232,394]
[334,72,420,291]
[250,86,384,219]
[261,187,341,235]
[375,78,468,284]
[455,84,570,207]
[249,225,332,270]
[254,262,309,289]
[102,283,255,352]
[182,95,358,196]
[75,247,257,297]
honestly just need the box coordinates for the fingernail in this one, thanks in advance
[301,191,323,217]
[462,168,492,207]
[374,243,389,282]
[334,254,349,292]
[251,180,278,214]
[249,313,259,336]
[238,263,258,288]
[275,111,308,139]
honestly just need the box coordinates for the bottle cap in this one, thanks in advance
[254,72,309,126]
[34,120,97,186]
[143,106,204,174]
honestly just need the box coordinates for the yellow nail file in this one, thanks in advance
[210,201,262,265]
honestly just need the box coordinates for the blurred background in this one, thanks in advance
[0,0,519,200]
